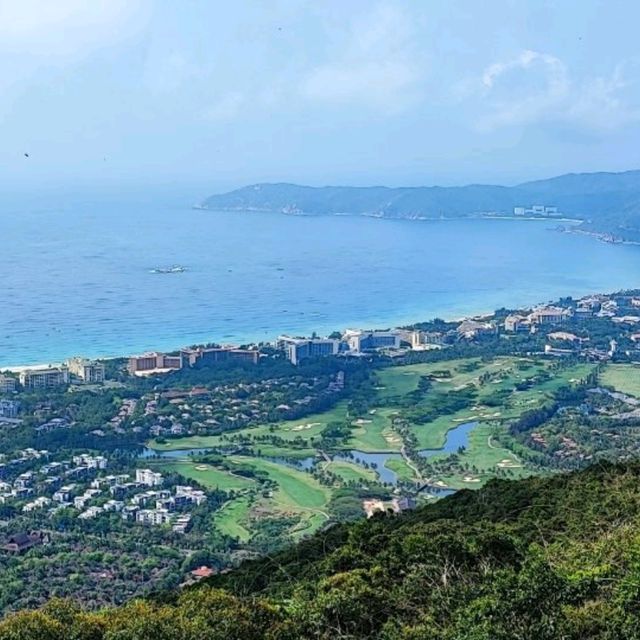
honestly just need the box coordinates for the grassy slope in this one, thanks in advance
[215,498,252,541]
[324,460,378,483]
[600,363,640,398]
[7,463,640,639]
[347,407,402,451]
[228,456,330,512]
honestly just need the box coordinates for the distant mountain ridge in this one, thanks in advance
[199,170,640,241]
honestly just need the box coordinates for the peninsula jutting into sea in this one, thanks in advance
[198,169,640,244]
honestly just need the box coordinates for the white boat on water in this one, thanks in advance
[150,265,187,274]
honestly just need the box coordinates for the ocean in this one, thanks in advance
[2,191,640,367]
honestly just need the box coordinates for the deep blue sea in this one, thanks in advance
[2,191,640,367]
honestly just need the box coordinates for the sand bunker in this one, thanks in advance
[497,459,522,468]
[289,422,322,432]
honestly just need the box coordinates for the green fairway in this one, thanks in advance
[152,459,255,491]
[145,355,594,533]
[348,407,402,451]
[148,435,225,451]
[228,456,330,512]
[215,498,252,541]
[461,423,525,473]
[601,363,640,398]
[325,460,377,483]
[375,359,471,398]
[385,457,418,482]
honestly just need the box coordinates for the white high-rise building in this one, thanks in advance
[136,468,164,486]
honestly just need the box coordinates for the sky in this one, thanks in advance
[1,0,639,195]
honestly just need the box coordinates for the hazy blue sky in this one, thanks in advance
[2,0,640,194]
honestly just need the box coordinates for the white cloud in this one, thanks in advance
[0,0,147,57]
[477,50,569,130]
[475,49,640,133]
[481,50,566,91]
[300,3,424,111]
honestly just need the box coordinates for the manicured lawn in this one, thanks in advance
[228,456,330,512]
[148,435,225,451]
[347,407,402,452]
[601,363,640,398]
[375,359,472,398]
[461,423,525,473]
[151,459,254,491]
[385,457,418,482]
[325,460,377,483]
[435,423,533,490]
[215,498,252,541]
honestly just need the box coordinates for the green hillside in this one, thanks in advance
[5,462,640,639]
[200,170,640,241]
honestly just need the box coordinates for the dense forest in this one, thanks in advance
[5,461,640,638]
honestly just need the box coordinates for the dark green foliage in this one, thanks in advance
[6,462,640,638]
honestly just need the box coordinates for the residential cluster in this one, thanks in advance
[0,452,206,534]
[146,371,345,438]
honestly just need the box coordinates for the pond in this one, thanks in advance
[335,451,404,485]
[140,420,479,486]
[418,421,478,459]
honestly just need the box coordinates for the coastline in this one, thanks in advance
[196,205,585,226]
[559,226,640,246]
[0,288,619,373]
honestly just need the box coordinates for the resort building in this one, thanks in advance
[0,375,17,393]
[529,307,571,325]
[513,205,559,216]
[136,468,164,487]
[277,336,340,365]
[410,330,446,349]
[343,329,401,352]
[180,346,259,367]
[66,358,105,384]
[127,352,182,375]
[136,508,171,526]
[456,320,496,339]
[19,367,69,389]
[504,314,530,332]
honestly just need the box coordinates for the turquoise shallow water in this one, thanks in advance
[1,192,639,366]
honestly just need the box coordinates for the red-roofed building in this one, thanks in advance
[190,565,215,580]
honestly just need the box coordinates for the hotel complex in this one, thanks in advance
[277,336,340,365]
[66,358,105,384]
[180,346,259,367]
[19,367,69,389]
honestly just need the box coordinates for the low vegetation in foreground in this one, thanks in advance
[5,461,640,639]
